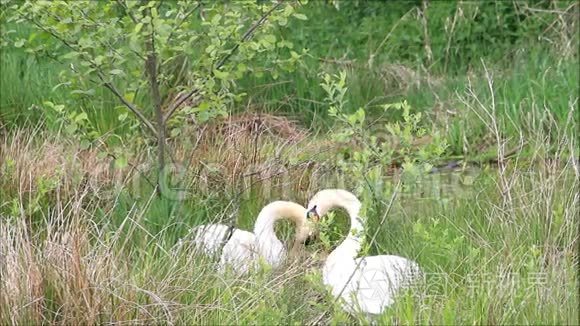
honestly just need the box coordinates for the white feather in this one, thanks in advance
[308,189,422,315]
[189,201,312,274]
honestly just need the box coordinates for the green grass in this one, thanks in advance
[1,120,578,324]
[1,1,578,324]
[2,2,577,159]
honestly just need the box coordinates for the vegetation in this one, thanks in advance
[1,0,578,324]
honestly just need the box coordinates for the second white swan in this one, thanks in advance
[307,189,421,315]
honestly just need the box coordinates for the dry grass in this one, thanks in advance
[165,112,339,203]
[0,197,328,324]
[1,101,577,324]
[0,127,132,203]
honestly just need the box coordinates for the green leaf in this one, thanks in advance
[94,55,105,65]
[205,44,215,54]
[110,69,124,75]
[237,63,247,73]
[14,39,25,48]
[264,34,276,44]
[97,151,108,160]
[65,123,77,134]
[293,13,307,20]
[134,22,143,33]
[277,40,293,49]
[170,128,181,138]
[211,14,222,25]
[124,92,135,102]
[74,112,88,122]
[284,4,295,15]
[114,156,128,169]
[197,101,210,111]
[60,52,79,60]
[277,16,287,26]
[213,69,229,80]
[80,139,91,150]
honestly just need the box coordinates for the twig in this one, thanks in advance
[214,2,283,70]
[163,1,284,122]
[115,0,138,24]
[166,2,202,43]
[163,90,201,122]
[100,78,158,135]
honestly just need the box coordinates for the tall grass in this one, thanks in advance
[1,95,578,324]
[2,2,577,159]
[0,1,578,324]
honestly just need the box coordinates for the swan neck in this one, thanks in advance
[309,189,364,261]
[253,201,306,265]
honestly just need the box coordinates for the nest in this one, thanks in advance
[200,112,308,144]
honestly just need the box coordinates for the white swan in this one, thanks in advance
[191,201,317,274]
[307,189,421,315]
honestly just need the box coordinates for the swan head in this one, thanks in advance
[301,206,320,245]
[306,205,320,223]
[289,205,320,248]
[307,189,362,219]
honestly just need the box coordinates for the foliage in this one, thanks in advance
[4,0,306,175]
[1,123,577,324]
[320,70,447,191]
[0,0,578,324]
[285,0,577,73]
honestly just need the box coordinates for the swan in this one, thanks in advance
[190,200,318,274]
[307,189,421,315]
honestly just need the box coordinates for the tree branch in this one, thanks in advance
[115,0,138,24]
[163,1,283,122]
[77,7,147,62]
[145,5,166,177]
[166,2,202,44]
[22,12,157,136]
[163,89,201,122]
[100,77,158,135]
[214,1,283,70]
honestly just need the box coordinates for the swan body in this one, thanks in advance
[191,223,238,256]
[191,201,314,274]
[307,189,421,315]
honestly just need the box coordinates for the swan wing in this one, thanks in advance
[218,230,257,274]
[351,255,422,315]
[192,224,235,255]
